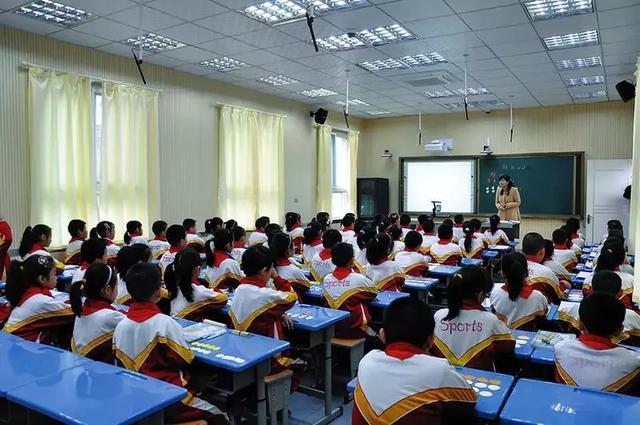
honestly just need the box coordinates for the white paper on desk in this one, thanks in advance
[576,271,591,279]
[532,331,576,349]
[183,322,226,342]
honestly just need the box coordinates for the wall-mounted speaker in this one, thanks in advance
[310,108,328,124]
[615,80,635,103]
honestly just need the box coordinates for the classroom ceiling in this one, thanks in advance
[0,0,638,117]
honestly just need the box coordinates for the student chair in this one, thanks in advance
[331,337,365,379]
[264,369,293,425]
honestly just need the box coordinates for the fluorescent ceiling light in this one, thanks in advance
[200,57,249,72]
[14,0,92,27]
[358,58,406,72]
[424,89,455,99]
[572,90,606,99]
[543,30,598,50]
[474,100,506,108]
[523,0,593,21]
[556,56,601,70]
[316,24,416,51]
[297,88,337,97]
[424,87,490,99]
[337,99,369,106]
[441,102,466,110]
[123,33,186,52]
[357,52,446,72]
[400,53,446,67]
[366,110,390,115]
[243,0,368,25]
[566,75,604,87]
[257,74,299,86]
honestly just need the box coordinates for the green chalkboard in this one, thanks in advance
[478,155,582,216]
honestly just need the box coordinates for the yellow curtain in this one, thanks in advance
[316,124,333,213]
[348,129,360,214]
[100,82,159,240]
[631,56,640,302]
[218,105,284,228]
[28,67,95,246]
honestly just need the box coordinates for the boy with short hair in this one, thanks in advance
[113,263,229,424]
[182,218,205,252]
[65,219,87,265]
[542,240,572,287]
[522,232,567,305]
[552,228,578,271]
[554,292,640,394]
[399,214,412,239]
[148,220,170,260]
[429,224,462,266]
[248,216,270,247]
[420,220,438,254]
[353,297,477,424]
[159,225,186,277]
[452,214,464,243]
[230,226,247,263]
[394,231,428,276]
[310,229,342,282]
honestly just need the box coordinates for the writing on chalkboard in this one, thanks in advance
[502,165,528,171]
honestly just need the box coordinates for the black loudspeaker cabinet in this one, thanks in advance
[357,178,389,219]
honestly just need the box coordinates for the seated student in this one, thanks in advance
[265,223,283,248]
[484,215,509,246]
[166,248,227,321]
[354,226,376,273]
[399,214,412,240]
[114,244,151,305]
[230,226,247,263]
[323,242,378,340]
[583,240,634,308]
[415,214,428,233]
[203,229,243,291]
[124,220,149,246]
[388,226,405,259]
[72,238,107,285]
[595,230,634,275]
[70,263,124,363]
[429,224,463,266]
[3,255,73,343]
[551,228,578,271]
[302,221,324,264]
[470,219,490,247]
[148,220,171,260]
[159,225,186,277]
[419,219,439,254]
[204,217,223,242]
[490,253,548,331]
[113,263,229,424]
[224,219,237,232]
[0,216,12,280]
[271,232,311,301]
[90,221,120,265]
[365,233,405,292]
[248,216,270,247]
[354,297,477,425]
[459,221,485,259]
[522,232,567,305]
[285,212,305,254]
[543,240,573,286]
[340,213,356,246]
[65,219,87,265]
[316,212,331,230]
[182,218,205,252]
[554,293,640,395]
[310,229,342,282]
[452,214,465,243]
[19,225,64,273]
[394,231,429,277]
[566,217,585,250]
[432,266,515,370]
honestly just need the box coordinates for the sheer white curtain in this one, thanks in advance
[100,82,159,239]
[28,67,95,246]
[218,105,284,228]
[348,129,359,214]
[630,56,640,302]
[316,125,333,214]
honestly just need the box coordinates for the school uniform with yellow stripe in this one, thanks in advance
[458,237,485,259]
[64,237,84,265]
[429,240,463,266]
[557,301,640,344]
[583,271,635,308]
[394,250,428,277]
[365,259,405,292]
[490,285,548,331]
[203,251,244,291]
[419,234,438,255]
[484,229,509,246]
[552,245,578,271]
[148,238,170,260]
[526,259,565,305]
[71,299,125,363]
[309,248,336,282]
[170,282,228,321]
[275,258,311,301]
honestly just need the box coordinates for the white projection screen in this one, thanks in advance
[402,159,476,213]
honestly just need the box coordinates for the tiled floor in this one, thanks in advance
[288,393,352,425]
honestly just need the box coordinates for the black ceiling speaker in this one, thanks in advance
[615,80,635,103]
[310,108,328,124]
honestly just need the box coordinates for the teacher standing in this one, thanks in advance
[495,175,521,221]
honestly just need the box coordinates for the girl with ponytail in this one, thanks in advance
[302,221,323,265]
[124,220,148,246]
[114,244,151,305]
[584,239,634,308]
[433,266,515,370]
[271,231,311,301]
[166,248,227,321]
[284,212,304,254]
[18,224,64,273]
[458,221,485,259]
[70,263,124,362]
[4,255,73,343]
[354,226,376,272]
[203,229,243,291]
[484,215,509,246]
[490,253,548,331]
[90,221,120,264]
[364,232,405,291]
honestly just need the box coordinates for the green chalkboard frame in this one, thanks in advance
[399,152,585,219]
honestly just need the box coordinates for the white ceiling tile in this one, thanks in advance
[204,72,244,85]
[404,15,470,39]
[260,60,311,74]
[597,0,640,10]
[483,76,525,86]
[603,53,639,66]
[268,41,320,59]
[460,5,529,31]
[97,41,144,57]
[75,18,139,41]
[161,46,214,62]
[144,53,184,67]
[161,23,223,45]
[600,24,640,44]
[378,0,454,22]
[335,47,390,63]
[524,81,568,90]
[465,58,505,71]
[224,66,270,79]
[374,40,434,57]
[442,46,496,62]
[108,6,184,32]
[424,32,484,51]
[195,11,268,36]
[602,40,640,55]
[319,66,368,78]
[0,0,32,9]
[605,64,636,75]
[198,37,257,55]
[48,29,110,48]
[533,14,598,38]
[471,68,514,79]
[0,11,62,35]
[175,63,214,75]
[147,0,227,22]
[598,5,640,28]
[547,45,601,61]
[233,28,298,49]
[62,0,137,15]
[501,52,552,67]
[232,49,284,66]
[287,68,334,82]
[446,0,519,13]
[294,53,352,69]
[278,18,344,41]
[476,24,539,45]
[322,6,393,31]
[491,40,545,56]
[211,0,262,9]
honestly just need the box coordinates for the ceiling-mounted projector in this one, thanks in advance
[424,138,453,152]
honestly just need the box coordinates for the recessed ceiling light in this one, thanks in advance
[424,87,490,99]
[257,74,299,86]
[474,100,506,108]
[366,110,390,115]
[317,33,366,51]
[572,90,606,99]
[523,0,593,21]
[200,57,249,72]
[458,87,490,96]
[357,52,446,72]
[566,75,604,87]
[315,24,416,51]
[358,58,407,72]
[243,0,368,25]
[543,30,598,50]
[556,56,602,70]
[123,33,186,52]
[424,89,456,99]
[400,53,447,67]
[337,99,369,106]
[14,0,92,27]
[297,88,337,97]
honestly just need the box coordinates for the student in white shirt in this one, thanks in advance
[18,224,65,274]
[484,214,509,246]
[203,229,244,291]
[248,216,270,247]
[71,238,108,285]
[148,220,171,260]
[271,232,311,302]
[452,214,465,243]
[398,214,412,240]
[419,219,438,255]
[340,213,357,247]
[230,226,247,263]
[583,239,634,309]
[64,219,87,265]
[566,217,585,250]
[309,229,341,282]
[522,232,567,305]
[365,233,405,292]
[183,218,205,252]
[459,221,485,259]
[90,221,120,265]
[302,221,324,265]
[124,220,149,247]
[388,226,405,259]
[354,226,376,273]
[543,240,572,289]
[394,231,428,277]
[285,212,305,254]
[114,243,152,305]
[470,218,490,247]
[430,224,463,266]
[203,217,223,243]
[159,225,187,278]
[551,228,578,271]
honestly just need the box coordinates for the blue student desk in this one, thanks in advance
[460,258,483,267]
[512,330,536,360]
[500,378,640,425]
[0,280,5,291]
[7,360,186,425]
[529,341,640,365]
[575,263,593,273]
[486,245,513,253]
[564,289,583,303]
[403,277,439,302]
[427,264,461,281]
[369,291,410,308]
[546,304,559,321]
[481,250,500,262]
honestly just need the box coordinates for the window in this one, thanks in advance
[91,84,103,219]
[331,131,351,218]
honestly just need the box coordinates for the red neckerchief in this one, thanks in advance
[400,225,410,229]
[553,243,567,251]
[403,247,417,253]
[187,230,197,235]
[374,256,389,266]
[437,239,451,245]
[342,226,354,232]
[233,241,245,248]
[254,230,265,234]
[104,239,115,247]
[18,286,52,306]
[289,224,300,231]
[81,299,115,316]
[127,302,162,323]
[168,246,181,254]
[319,248,332,260]
[30,243,48,254]
[332,266,351,280]
[213,250,232,267]
[416,225,423,232]
[153,235,166,242]
[69,237,84,243]
[501,283,533,299]
[571,233,580,240]
[275,258,292,267]
[310,238,322,247]
[191,278,202,287]
[241,277,267,288]
[424,232,434,236]
[80,261,90,271]
[454,224,463,228]
[130,233,141,238]
[579,334,617,350]
[526,255,541,264]
[385,342,426,360]
[461,300,485,311]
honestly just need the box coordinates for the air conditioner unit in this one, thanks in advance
[425,138,453,152]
